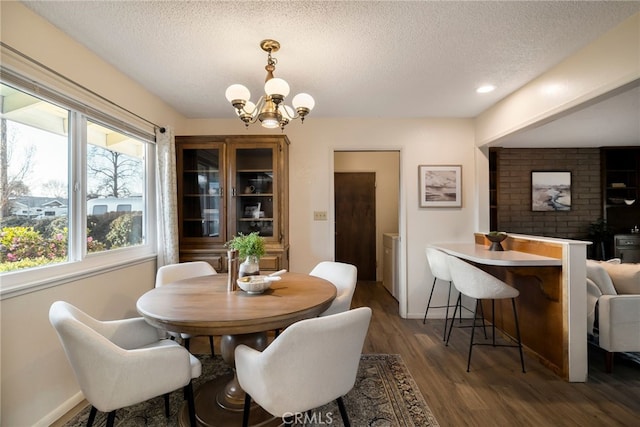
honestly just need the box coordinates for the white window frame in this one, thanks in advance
[0,78,157,300]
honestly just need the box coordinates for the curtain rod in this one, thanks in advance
[1,42,165,133]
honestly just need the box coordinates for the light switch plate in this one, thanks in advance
[313,211,327,221]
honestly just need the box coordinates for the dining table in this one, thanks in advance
[136,271,336,427]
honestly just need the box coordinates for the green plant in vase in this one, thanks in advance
[225,232,266,277]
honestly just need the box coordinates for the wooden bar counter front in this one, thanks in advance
[137,272,337,427]
[432,233,589,382]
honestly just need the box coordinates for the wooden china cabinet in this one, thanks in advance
[175,135,289,273]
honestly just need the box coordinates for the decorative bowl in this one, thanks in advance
[485,232,508,251]
[624,199,636,206]
[237,275,278,294]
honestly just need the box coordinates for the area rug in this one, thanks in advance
[64,354,438,427]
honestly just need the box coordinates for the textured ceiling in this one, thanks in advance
[18,1,640,146]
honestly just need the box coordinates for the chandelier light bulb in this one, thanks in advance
[225,84,251,103]
[243,101,256,114]
[261,117,280,129]
[282,105,295,119]
[292,93,315,111]
[264,78,290,98]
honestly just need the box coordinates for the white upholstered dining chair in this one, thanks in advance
[235,307,372,427]
[155,261,217,355]
[309,261,358,316]
[49,301,201,427]
[445,255,526,373]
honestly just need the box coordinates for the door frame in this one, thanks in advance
[329,148,407,317]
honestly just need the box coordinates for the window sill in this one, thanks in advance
[0,251,157,300]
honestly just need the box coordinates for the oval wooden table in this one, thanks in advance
[136,272,336,427]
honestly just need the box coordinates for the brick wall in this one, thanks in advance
[496,148,601,240]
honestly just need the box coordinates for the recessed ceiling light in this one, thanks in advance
[476,85,496,94]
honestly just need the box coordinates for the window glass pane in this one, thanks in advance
[86,121,145,252]
[0,84,70,272]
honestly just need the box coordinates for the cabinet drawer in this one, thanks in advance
[179,253,224,272]
[259,255,281,271]
[615,235,640,248]
[615,249,640,263]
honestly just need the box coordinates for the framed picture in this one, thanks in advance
[531,171,571,211]
[418,165,462,208]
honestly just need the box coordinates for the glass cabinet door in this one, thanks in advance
[231,145,279,242]
[178,144,225,243]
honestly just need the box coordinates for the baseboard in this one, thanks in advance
[34,391,85,427]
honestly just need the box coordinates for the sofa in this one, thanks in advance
[586,259,640,372]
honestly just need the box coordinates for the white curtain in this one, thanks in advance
[155,126,179,267]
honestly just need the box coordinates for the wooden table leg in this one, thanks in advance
[179,332,278,427]
[217,332,268,411]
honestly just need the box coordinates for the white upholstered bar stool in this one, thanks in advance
[445,255,526,373]
[423,247,457,340]
[156,261,217,356]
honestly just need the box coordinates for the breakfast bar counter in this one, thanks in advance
[431,233,590,382]
[433,242,562,267]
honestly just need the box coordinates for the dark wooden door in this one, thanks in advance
[334,172,376,280]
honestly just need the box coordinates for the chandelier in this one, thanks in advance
[225,39,315,130]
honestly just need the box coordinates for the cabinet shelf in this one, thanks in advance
[184,169,220,173]
[605,204,637,209]
[238,169,274,173]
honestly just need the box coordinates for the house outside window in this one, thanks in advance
[0,80,155,289]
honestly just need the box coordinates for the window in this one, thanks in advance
[0,80,155,292]
[92,205,108,215]
[0,86,70,269]
[86,121,146,253]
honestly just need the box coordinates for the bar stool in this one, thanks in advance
[424,247,481,341]
[423,247,457,340]
[445,255,526,373]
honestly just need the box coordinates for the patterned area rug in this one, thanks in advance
[64,354,439,427]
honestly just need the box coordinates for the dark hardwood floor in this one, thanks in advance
[55,281,640,427]
[351,281,640,427]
